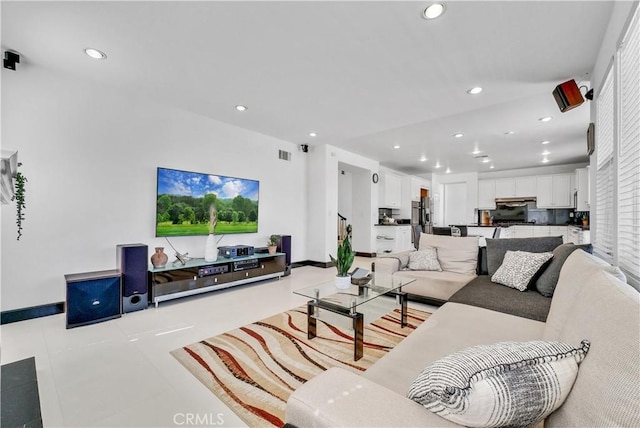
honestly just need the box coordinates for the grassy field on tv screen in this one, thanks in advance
[156,221,258,236]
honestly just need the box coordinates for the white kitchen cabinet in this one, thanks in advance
[515,177,537,197]
[495,178,516,198]
[510,226,535,238]
[532,226,550,237]
[509,225,568,242]
[536,174,572,208]
[374,225,413,253]
[575,167,590,211]
[379,172,402,208]
[549,226,568,243]
[478,180,496,209]
[493,177,536,198]
[568,226,591,244]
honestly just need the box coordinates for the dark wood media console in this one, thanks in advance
[149,253,286,306]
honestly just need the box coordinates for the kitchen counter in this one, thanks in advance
[468,223,588,229]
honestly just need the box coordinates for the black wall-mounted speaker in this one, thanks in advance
[65,270,122,329]
[277,235,292,276]
[116,243,149,313]
[553,79,584,112]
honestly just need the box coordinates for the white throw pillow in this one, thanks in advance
[491,250,553,291]
[407,340,590,428]
[408,248,442,271]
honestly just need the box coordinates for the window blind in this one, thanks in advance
[617,10,640,286]
[594,68,615,263]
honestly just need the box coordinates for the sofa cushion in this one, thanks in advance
[407,340,590,428]
[535,243,592,297]
[363,302,545,397]
[477,246,488,275]
[400,270,476,302]
[491,250,553,291]
[418,234,479,276]
[542,251,640,428]
[486,236,563,276]
[448,276,552,321]
[408,248,442,271]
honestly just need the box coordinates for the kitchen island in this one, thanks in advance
[374,224,413,254]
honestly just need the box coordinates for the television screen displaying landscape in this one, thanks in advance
[155,167,259,237]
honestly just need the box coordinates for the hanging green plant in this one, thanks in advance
[12,162,27,240]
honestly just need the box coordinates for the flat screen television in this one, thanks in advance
[155,167,259,237]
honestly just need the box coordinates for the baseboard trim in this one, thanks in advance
[355,252,376,258]
[291,260,334,269]
[1,302,65,325]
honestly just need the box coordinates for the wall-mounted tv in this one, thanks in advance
[155,167,259,237]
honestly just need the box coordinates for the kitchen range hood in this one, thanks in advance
[495,197,536,207]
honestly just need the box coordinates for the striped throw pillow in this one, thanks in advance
[407,340,590,428]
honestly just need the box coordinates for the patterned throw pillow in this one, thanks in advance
[407,340,590,428]
[408,248,442,271]
[491,250,553,291]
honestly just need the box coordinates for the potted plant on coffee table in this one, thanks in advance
[330,224,355,289]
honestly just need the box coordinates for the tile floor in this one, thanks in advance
[1,257,436,427]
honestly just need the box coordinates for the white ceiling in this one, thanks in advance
[2,1,614,174]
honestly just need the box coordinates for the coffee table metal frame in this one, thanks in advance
[294,277,413,361]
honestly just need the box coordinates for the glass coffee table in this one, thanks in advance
[293,274,415,361]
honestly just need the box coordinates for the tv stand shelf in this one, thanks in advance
[149,253,286,306]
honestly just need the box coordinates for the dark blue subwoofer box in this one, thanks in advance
[65,269,122,329]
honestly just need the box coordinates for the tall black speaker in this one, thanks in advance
[117,243,149,313]
[277,235,292,276]
[65,270,121,329]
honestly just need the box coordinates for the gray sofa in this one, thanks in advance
[374,234,567,321]
[286,250,640,427]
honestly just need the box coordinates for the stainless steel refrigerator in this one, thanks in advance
[411,197,432,246]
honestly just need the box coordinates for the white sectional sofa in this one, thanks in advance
[285,250,640,427]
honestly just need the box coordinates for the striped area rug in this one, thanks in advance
[171,305,431,427]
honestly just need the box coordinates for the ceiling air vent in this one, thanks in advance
[278,150,291,161]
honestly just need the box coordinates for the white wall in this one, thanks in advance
[432,172,479,226]
[306,145,378,263]
[337,169,353,222]
[444,182,468,225]
[1,66,307,311]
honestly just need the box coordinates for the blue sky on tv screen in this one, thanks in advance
[158,168,259,201]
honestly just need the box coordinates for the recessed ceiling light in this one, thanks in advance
[539,116,552,122]
[453,133,464,138]
[84,48,107,59]
[482,158,491,163]
[472,148,481,155]
[435,162,442,169]
[446,167,452,174]
[504,131,515,135]
[541,140,551,145]
[309,132,318,137]
[542,150,551,156]
[393,144,400,149]
[235,105,247,112]
[541,158,550,163]
[423,3,445,19]
[467,87,483,95]
[489,165,495,169]
[419,156,428,162]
